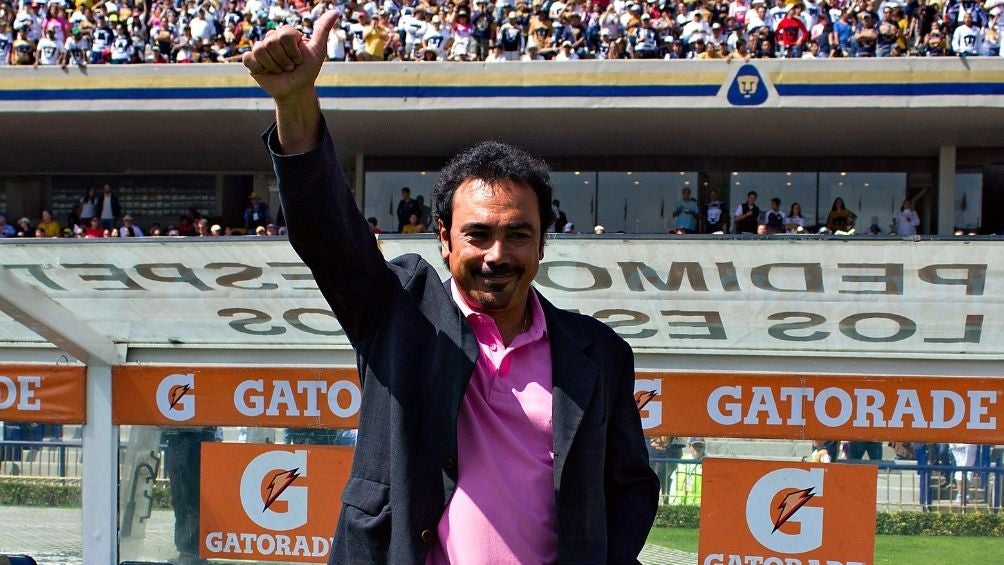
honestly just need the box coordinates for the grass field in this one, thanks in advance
[646,527,993,564]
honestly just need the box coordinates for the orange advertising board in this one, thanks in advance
[634,372,1004,443]
[200,442,352,562]
[112,366,361,428]
[0,364,86,424]
[699,458,877,565]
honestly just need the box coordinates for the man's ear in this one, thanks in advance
[437,219,450,261]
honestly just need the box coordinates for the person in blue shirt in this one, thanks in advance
[672,187,700,234]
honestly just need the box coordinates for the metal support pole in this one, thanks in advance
[937,145,956,236]
[82,360,119,564]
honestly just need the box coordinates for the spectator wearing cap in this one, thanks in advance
[496,11,524,60]
[596,28,620,58]
[15,216,32,237]
[555,38,579,59]
[244,192,270,232]
[90,12,113,64]
[422,15,451,60]
[521,42,545,59]
[593,225,606,234]
[33,26,62,68]
[448,8,475,60]
[681,8,710,45]
[119,215,144,237]
[210,224,223,236]
[632,13,658,58]
[775,5,808,57]
[62,26,89,69]
[854,11,878,57]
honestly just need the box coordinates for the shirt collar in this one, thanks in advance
[449,279,548,343]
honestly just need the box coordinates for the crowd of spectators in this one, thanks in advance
[0,184,283,238]
[2,0,1000,67]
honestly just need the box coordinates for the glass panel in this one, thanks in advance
[955,173,982,232]
[363,172,437,234]
[819,173,906,234]
[729,172,818,233]
[0,422,83,563]
[118,425,352,564]
[551,172,596,234]
[597,172,698,234]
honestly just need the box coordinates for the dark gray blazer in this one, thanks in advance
[267,123,659,564]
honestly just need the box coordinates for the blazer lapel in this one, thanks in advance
[543,296,599,490]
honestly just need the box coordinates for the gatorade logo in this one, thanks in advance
[239,450,309,531]
[727,64,768,106]
[201,443,351,562]
[745,468,824,553]
[156,373,196,421]
[698,459,876,565]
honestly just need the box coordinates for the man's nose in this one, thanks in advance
[484,237,506,263]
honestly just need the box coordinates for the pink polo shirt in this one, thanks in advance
[426,282,557,565]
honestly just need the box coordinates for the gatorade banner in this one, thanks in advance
[200,442,352,562]
[112,366,360,428]
[0,363,86,424]
[699,459,876,565]
[635,372,1003,443]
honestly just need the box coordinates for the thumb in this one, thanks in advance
[307,10,340,59]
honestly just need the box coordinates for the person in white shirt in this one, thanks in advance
[401,6,428,59]
[0,21,14,66]
[33,27,61,67]
[327,13,348,61]
[681,10,711,44]
[556,39,580,59]
[62,27,89,68]
[423,15,452,60]
[952,12,981,55]
[521,43,545,60]
[118,215,144,238]
[893,199,920,235]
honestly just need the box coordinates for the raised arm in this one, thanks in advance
[243,12,394,344]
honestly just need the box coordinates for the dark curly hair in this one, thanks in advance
[432,141,554,248]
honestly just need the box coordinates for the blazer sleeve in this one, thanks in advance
[605,339,660,563]
[264,120,394,344]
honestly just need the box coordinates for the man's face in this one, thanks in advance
[747,193,757,205]
[438,178,542,315]
[771,200,780,211]
[103,184,111,195]
[682,188,691,200]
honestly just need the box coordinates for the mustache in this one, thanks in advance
[473,264,524,277]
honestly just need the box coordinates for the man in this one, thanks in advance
[952,12,981,56]
[243,13,658,563]
[763,197,784,234]
[671,187,699,234]
[244,192,270,231]
[33,26,62,68]
[0,213,15,238]
[734,190,760,233]
[396,186,422,232]
[701,188,728,233]
[97,183,121,230]
[36,209,61,238]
